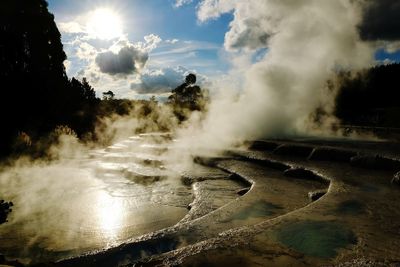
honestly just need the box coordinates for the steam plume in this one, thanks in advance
[174,0,375,154]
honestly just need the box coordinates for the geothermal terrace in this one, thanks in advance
[1,134,400,267]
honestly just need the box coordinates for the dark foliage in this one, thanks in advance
[0,200,13,224]
[335,63,400,127]
[0,0,99,157]
[102,90,115,100]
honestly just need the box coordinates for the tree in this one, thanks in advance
[82,78,96,101]
[335,63,400,127]
[169,74,205,109]
[0,0,99,156]
[103,90,115,100]
[168,73,207,121]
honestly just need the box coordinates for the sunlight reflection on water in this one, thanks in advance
[0,134,189,263]
[96,191,125,241]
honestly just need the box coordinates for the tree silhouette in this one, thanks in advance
[168,73,207,121]
[0,0,99,156]
[103,90,115,100]
[335,63,400,127]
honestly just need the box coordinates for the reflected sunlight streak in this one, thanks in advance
[97,191,124,240]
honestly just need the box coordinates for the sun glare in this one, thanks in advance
[96,191,124,240]
[86,8,123,40]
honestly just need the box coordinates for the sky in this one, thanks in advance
[47,0,400,99]
[47,0,234,99]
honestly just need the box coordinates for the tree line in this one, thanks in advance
[335,63,400,128]
[0,0,101,157]
[0,0,208,159]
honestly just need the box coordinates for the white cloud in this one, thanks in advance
[130,66,208,95]
[197,0,235,22]
[151,40,219,57]
[76,41,97,60]
[382,58,395,65]
[63,60,72,72]
[143,34,163,51]
[58,21,85,34]
[148,39,222,74]
[174,0,193,8]
[166,39,179,44]
[375,40,400,54]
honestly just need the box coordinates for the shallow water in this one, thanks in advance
[0,134,191,264]
[1,136,400,266]
[275,220,357,258]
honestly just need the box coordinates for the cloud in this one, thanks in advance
[359,0,400,41]
[131,66,195,94]
[197,0,235,22]
[63,60,72,73]
[93,35,162,76]
[175,0,193,8]
[76,41,97,60]
[374,40,400,54]
[166,39,179,44]
[95,46,148,76]
[197,1,273,51]
[383,41,400,53]
[130,66,209,95]
[143,34,163,51]
[58,21,85,34]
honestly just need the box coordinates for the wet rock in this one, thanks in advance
[284,168,329,184]
[181,175,205,186]
[392,171,400,186]
[243,157,290,171]
[308,190,327,202]
[308,147,358,162]
[194,156,227,167]
[333,258,396,267]
[249,140,280,151]
[224,200,283,222]
[236,187,251,196]
[273,144,314,158]
[124,172,167,186]
[350,155,400,171]
[228,173,252,187]
[142,159,164,168]
[0,254,24,267]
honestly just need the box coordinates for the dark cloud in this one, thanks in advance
[95,46,148,75]
[131,67,188,94]
[359,0,400,41]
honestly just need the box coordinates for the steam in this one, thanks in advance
[0,0,397,263]
[173,0,375,154]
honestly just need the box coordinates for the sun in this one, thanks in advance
[86,8,123,40]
